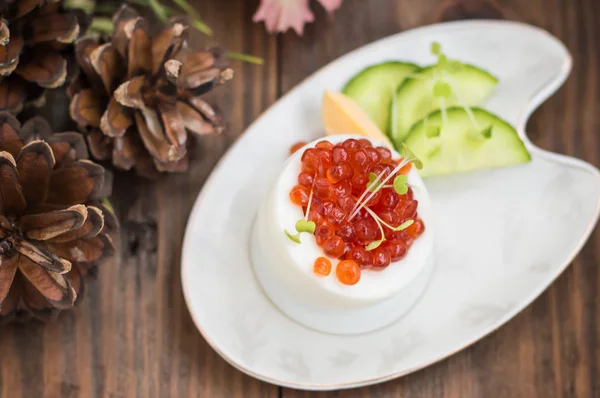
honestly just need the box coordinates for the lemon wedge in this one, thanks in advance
[322,91,393,147]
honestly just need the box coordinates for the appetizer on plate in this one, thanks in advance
[250,42,532,335]
[250,135,434,334]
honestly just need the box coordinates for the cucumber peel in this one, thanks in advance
[342,62,420,135]
[403,107,531,177]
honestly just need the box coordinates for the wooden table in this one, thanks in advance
[1,0,598,396]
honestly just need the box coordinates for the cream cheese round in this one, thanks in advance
[250,134,434,334]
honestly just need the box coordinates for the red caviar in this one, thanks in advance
[336,260,361,285]
[289,141,307,155]
[290,138,425,285]
[314,257,332,276]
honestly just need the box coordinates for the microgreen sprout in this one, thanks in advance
[349,145,422,221]
[284,218,316,244]
[433,81,452,98]
[423,116,441,138]
[296,219,316,234]
[363,207,414,251]
[354,170,385,210]
[481,125,493,139]
[426,125,441,138]
[285,175,317,244]
[425,42,494,142]
[367,172,384,192]
[402,144,423,170]
[393,175,409,195]
[364,207,386,251]
[285,230,302,244]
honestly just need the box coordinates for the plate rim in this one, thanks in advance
[180,19,600,390]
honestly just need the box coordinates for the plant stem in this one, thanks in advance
[228,52,264,65]
[349,158,411,220]
[191,20,213,36]
[147,0,169,22]
[90,17,114,35]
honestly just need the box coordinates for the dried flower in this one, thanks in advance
[253,0,344,35]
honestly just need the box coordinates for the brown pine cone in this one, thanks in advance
[0,112,116,323]
[0,0,87,114]
[69,5,233,178]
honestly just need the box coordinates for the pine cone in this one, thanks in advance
[0,0,86,114]
[0,112,116,323]
[69,5,234,178]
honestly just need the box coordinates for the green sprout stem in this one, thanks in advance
[425,42,494,142]
[439,96,448,125]
[364,207,386,251]
[349,157,414,221]
[304,178,315,221]
[442,71,480,130]
[172,0,202,19]
[191,20,213,36]
[365,207,414,232]
[143,0,166,21]
[364,206,415,251]
[65,0,96,14]
[285,174,316,244]
[90,17,114,35]
[350,170,386,217]
[228,52,264,65]
[171,0,214,34]
[95,3,118,13]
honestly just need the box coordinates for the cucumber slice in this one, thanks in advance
[342,62,420,134]
[403,107,531,177]
[392,64,498,146]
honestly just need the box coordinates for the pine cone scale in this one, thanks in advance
[0,20,9,46]
[16,140,54,205]
[14,239,71,273]
[18,254,75,308]
[176,101,215,136]
[0,36,23,75]
[47,235,105,263]
[100,97,131,137]
[46,160,104,206]
[159,104,187,147]
[90,43,124,94]
[151,22,186,75]
[70,88,103,127]
[48,205,103,243]
[16,47,67,88]
[134,110,184,163]
[126,18,152,78]
[0,114,24,157]
[19,273,60,321]
[0,152,27,216]
[24,12,79,44]
[19,204,87,241]
[0,80,27,114]
[0,253,18,303]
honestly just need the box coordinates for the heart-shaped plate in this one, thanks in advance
[181,20,600,390]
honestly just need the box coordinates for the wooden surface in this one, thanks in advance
[1,0,598,396]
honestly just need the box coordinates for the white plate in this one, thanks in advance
[181,20,600,390]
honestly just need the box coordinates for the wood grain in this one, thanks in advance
[0,0,598,397]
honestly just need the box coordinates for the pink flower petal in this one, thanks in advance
[253,0,315,36]
[317,0,344,13]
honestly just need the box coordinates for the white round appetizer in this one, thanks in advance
[250,135,434,334]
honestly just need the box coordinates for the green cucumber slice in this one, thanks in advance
[403,107,531,177]
[342,62,420,134]
[392,64,498,146]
